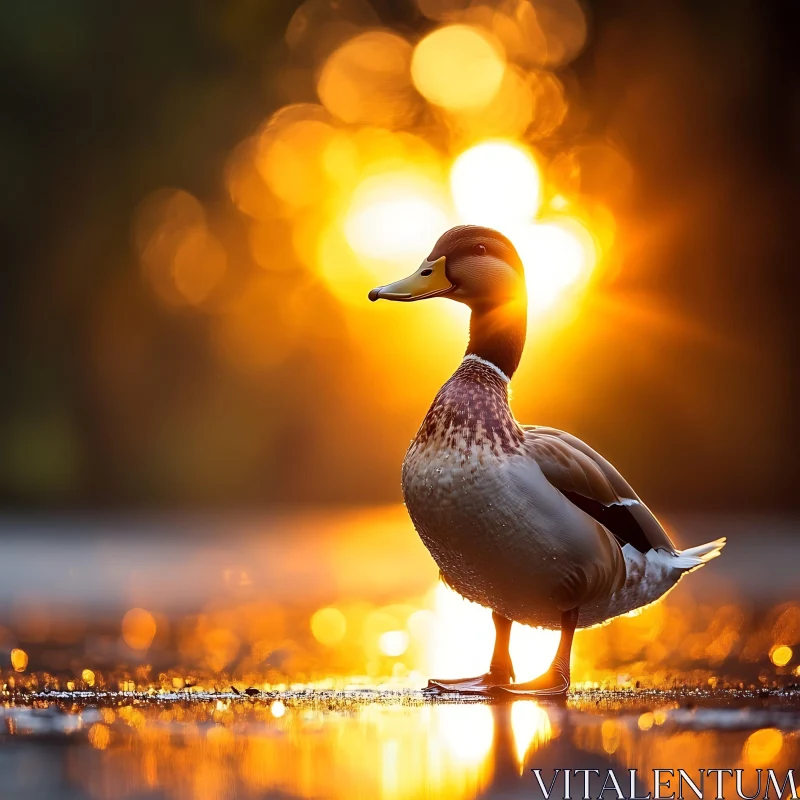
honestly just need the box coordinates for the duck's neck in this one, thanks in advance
[465,299,527,380]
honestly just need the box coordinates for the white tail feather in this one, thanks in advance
[580,538,727,627]
[670,537,727,570]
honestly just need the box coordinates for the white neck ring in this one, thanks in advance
[462,354,511,384]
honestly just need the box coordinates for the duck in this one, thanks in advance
[368,224,725,698]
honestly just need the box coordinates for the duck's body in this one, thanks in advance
[370,224,724,696]
[402,354,723,631]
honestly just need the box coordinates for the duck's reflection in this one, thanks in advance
[3,696,733,800]
[477,701,648,800]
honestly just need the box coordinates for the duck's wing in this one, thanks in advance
[523,426,678,555]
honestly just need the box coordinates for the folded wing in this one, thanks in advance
[524,426,678,555]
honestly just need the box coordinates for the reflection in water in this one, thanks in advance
[511,701,552,769]
[2,695,800,800]
[437,704,494,765]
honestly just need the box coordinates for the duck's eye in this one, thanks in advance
[473,243,487,256]
[420,268,433,276]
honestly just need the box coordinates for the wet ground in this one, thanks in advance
[1,511,798,798]
[2,689,800,800]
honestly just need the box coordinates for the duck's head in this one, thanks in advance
[369,225,528,379]
[368,225,526,311]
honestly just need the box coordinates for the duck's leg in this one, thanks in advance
[425,611,515,692]
[483,607,579,699]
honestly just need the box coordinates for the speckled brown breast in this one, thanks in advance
[402,358,570,624]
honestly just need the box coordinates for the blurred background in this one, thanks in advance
[1,0,797,513]
[1,0,799,691]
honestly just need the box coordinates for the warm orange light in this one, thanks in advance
[514,218,597,312]
[448,67,536,140]
[770,645,792,666]
[122,608,157,651]
[82,668,96,687]
[318,32,417,128]
[450,141,541,228]
[412,25,506,111]
[203,628,240,672]
[270,700,286,718]
[601,719,620,753]
[310,607,347,647]
[342,139,595,318]
[429,583,559,683]
[344,172,450,269]
[10,648,28,672]
[379,630,409,657]
[135,188,218,308]
[744,728,783,767]
[258,119,335,210]
[88,723,111,750]
[511,701,552,768]
[170,226,227,306]
[435,704,494,763]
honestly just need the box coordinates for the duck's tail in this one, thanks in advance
[580,537,727,628]
[670,537,727,572]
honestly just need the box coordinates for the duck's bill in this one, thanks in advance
[368,256,453,302]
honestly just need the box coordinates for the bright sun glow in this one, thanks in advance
[450,141,541,228]
[514,218,597,312]
[344,172,450,267]
[341,138,598,315]
[430,583,560,683]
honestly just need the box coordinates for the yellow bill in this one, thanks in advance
[368,256,452,302]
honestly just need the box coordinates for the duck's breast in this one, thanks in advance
[402,433,573,621]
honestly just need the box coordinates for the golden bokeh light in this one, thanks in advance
[744,728,783,767]
[770,644,792,666]
[225,137,276,220]
[88,723,111,750]
[121,607,157,651]
[638,712,655,731]
[134,188,226,308]
[10,647,28,672]
[512,0,588,69]
[318,31,418,128]
[257,117,336,210]
[310,607,348,647]
[82,668,96,687]
[447,67,536,141]
[411,25,506,111]
[450,141,541,228]
[170,225,227,306]
[270,700,286,718]
[137,10,610,359]
[378,629,410,657]
[514,217,597,312]
[203,628,241,672]
[601,719,620,754]
[344,172,451,268]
